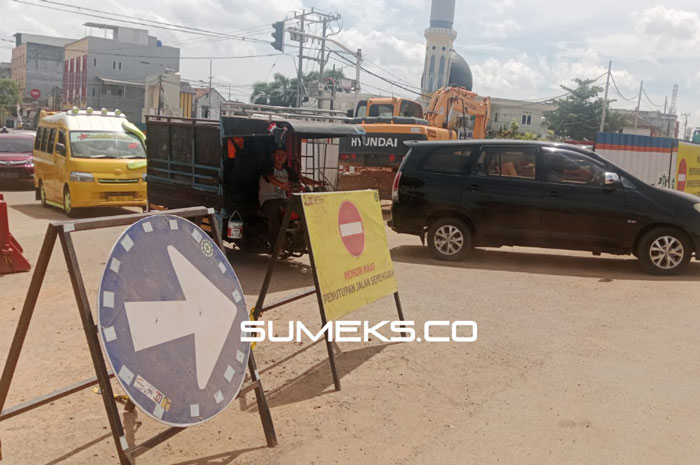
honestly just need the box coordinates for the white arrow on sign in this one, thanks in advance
[124,245,236,390]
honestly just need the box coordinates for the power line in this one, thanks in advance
[609,72,637,101]
[642,88,664,108]
[330,51,423,96]
[14,0,271,45]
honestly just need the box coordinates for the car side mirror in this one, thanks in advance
[55,142,66,156]
[604,172,620,186]
[346,109,354,118]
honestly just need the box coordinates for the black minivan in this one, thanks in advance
[390,140,700,275]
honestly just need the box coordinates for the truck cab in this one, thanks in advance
[355,97,424,119]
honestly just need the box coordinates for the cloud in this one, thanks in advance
[634,6,700,40]
[472,56,545,96]
[478,19,521,39]
[589,6,700,60]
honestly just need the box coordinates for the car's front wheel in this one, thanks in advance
[637,227,692,275]
[427,218,472,261]
[63,185,78,218]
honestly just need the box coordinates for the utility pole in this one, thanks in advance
[600,60,611,133]
[208,59,213,119]
[355,49,362,112]
[318,20,327,109]
[634,80,643,129]
[283,9,341,109]
[228,83,231,101]
[681,113,691,140]
[284,27,362,114]
[157,74,162,116]
[296,10,305,108]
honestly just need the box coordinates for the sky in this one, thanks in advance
[2,0,700,131]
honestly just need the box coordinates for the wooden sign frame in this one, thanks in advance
[0,207,277,464]
[253,194,406,391]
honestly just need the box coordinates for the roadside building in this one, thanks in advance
[63,23,179,125]
[180,82,195,118]
[192,87,225,120]
[609,108,678,138]
[489,97,557,138]
[0,62,11,79]
[142,70,196,120]
[11,33,75,122]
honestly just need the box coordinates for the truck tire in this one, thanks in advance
[427,218,472,261]
[637,227,692,275]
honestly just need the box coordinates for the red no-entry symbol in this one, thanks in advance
[678,158,688,192]
[338,201,365,257]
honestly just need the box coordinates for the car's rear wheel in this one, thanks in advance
[63,185,78,218]
[427,218,472,261]
[637,227,691,275]
[39,181,48,208]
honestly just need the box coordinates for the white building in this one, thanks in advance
[489,97,557,138]
[192,88,225,120]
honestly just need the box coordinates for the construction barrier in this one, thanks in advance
[0,194,31,274]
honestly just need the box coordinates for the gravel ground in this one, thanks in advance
[1,186,700,465]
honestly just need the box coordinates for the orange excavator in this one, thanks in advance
[338,86,491,198]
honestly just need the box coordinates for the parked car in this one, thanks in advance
[389,140,700,275]
[0,132,35,185]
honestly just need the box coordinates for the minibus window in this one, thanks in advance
[68,131,146,159]
[40,129,50,152]
[56,131,67,156]
[48,129,56,154]
[34,128,43,150]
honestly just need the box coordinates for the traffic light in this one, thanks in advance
[271,21,285,52]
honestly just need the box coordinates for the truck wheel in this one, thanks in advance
[39,181,48,208]
[63,185,78,218]
[427,218,472,261]
[637,227,691,275]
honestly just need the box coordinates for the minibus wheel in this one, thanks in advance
[39,181,48,208]
[63,185,78,218]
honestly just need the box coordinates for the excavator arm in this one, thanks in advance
[424,86,491,139]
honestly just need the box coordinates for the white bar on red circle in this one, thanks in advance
[340,221,363,237]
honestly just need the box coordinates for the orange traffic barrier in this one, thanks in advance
[0,194,31,274]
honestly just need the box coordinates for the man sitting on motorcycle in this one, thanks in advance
[259,147,325,246]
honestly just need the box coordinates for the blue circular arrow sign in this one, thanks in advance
[98,215,250,427]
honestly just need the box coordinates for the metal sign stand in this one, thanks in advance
[253,195,406,391]
[0,207,277,464]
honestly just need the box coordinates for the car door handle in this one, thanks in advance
[467,184,481,191]
[544,191,561,198]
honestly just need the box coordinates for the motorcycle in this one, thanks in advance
[228,182,326,259]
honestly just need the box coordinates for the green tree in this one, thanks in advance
[604,109,635,133]
[490,120,542,140]
[250,73,298,107]
[305,69,346,83]
[544,78,604,140]
[0,79,20,126]
[250,69,346,107]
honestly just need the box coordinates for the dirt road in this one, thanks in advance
[2,187,700,464]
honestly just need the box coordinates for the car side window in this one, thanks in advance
[542,148,607,186]
[56,131,67,156]
[47,129,56,154]
[470,147,537,180]
[420,148,472,174]
[34,128,44,151]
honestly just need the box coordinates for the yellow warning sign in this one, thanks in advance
[302,190,398,321]
[677,141,700,197]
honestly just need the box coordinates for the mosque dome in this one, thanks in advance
[449,51,473,91]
